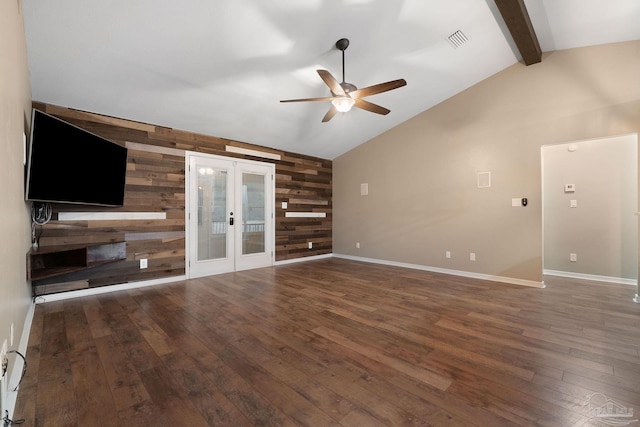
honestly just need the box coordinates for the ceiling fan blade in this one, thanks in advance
[354,98,390,115]
[349,79,407,99]
[280,97,335,103]
[317,70,346,96]
[322,105,338,122]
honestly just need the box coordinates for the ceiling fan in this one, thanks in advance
[280,38,407,122]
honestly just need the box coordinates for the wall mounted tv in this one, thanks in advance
[26,109,128,207]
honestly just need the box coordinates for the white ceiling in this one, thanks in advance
[22,0,640,159]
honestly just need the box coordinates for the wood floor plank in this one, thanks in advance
[132,291,299,426]
[14,259,640,426]
[95,333,151,411]
[136,366,212,426]
[229,333,359,421]
[34,310,78,426]
[64,300,120,427]
[159,346,255,426]
[311,325,453,391]
[217,294,449,425]
[135,309,255,425]
[12,305,44,424]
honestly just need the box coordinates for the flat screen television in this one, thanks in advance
[26,109,128,207]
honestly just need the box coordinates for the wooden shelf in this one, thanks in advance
[27,242,126,281]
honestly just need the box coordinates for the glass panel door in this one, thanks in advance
[235,162,273,272]
[242,172,265,255]
[188,155,235,277]
[187,153,274,278]
[198,167,228,260]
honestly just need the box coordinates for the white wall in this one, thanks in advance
[543,134,638,281]
[0,0,33,418]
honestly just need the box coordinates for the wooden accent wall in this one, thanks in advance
[31,102,332,293]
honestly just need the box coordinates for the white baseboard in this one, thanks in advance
[35,275,187,303]
[34,251,547,304]
[543,269,638,286]
[34,253,550,303]
[275,253,333,266]
[334,254,545,288]
[3,300,36,422]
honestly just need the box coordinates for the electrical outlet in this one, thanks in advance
[9,324,13,347]
[356,242,360,249]
[570,253,577,262]
[140,258,148,269]
[470,252,476,261]
[308,242,313,249]
[445,251,451,259]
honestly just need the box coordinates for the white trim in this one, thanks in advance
[334,254,545,288]
[225,145,281,161]
[285,212,326,218]
[33,255,548,306]
[543,269,638,286]
[58,212,167,221]
[35,275,186,303]
[275,253,333,265]
[3,301,36,421]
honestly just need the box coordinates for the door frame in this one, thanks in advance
[185,151,275,278]
[541,134,638,292]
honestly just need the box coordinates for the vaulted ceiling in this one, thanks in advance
[22,1,640,159]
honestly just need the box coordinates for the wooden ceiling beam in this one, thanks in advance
[494,0,542,65]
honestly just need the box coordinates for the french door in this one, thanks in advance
[187,153,274,278]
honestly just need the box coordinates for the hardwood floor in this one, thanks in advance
[13,258,640,426]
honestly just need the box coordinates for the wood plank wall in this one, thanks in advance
[30,102,332,294]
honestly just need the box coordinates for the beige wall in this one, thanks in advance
[542,134,638,281]
[334,41,640,283]
[0,0,33,409]
[543,134,637,280]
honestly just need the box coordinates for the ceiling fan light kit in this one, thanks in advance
[281,38,407,122]
[331,96,355,112]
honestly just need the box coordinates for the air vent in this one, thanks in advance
[447,30,468,48]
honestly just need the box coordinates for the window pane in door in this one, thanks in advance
[197,167,227,260]
[242,173,265,255]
